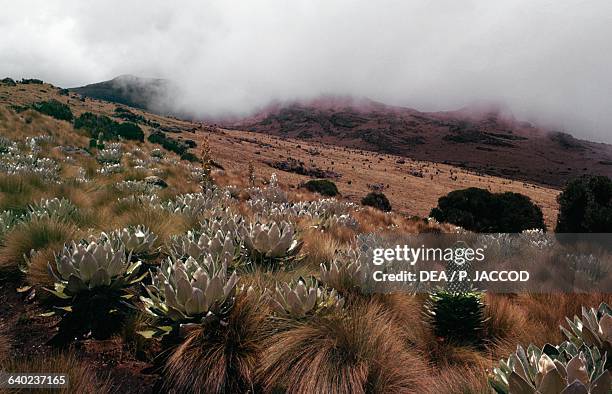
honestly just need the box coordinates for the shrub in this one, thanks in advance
[74,112,143,142]
[20,78,43,84]
[31,100,73,121]
[423,290,487,345]
[268,278,344,319]
[148,130,189,155]
[430,187,545,232]
[240,221,302,270]
[303,179,339,197]
[74,112,116,139]
[556,175,612,232]
[361,191,392,212]
[140,255,238,338]
[180,152,199,162]
[114,107,146,123]
[114,122,144,142]
[1,77,16,86]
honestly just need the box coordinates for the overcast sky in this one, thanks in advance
[1,1,612,141]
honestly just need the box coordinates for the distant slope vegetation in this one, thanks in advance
[70,75,174,112]
[226,97,612,187]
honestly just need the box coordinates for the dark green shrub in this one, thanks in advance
[74,112,116,139]
[58,88,70,96]
[180,152,199,162]
[114,107,146,123]
[1,77,16,86]
[430,187,545,232]
[147,130,189,155]
[20,78,43,84]
[556,175,612,233]
[183,139,197,148]
[423,290,486,345]
[74,112,143,142]
[31,100,73,121]
[361,191,392,212]
[303,179,339,196]
[115,122,144,142]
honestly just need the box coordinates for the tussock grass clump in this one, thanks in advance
[0,173,43,213]
[0,217,78,271]
[258,302,428,394]
[24,246,58,288]
[114,206,190,249]
[0,352,113,394]
[424,367,491,394]
[163,292,265,394]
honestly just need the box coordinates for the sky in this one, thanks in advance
[1,0,612,141]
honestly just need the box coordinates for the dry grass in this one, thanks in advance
[0,326,10,366]
[513,293,612,346]
[25,246,58,288]
[0,218,79,272]
[258,301,429,394]
[299,226,342,270]
[163,292,266,393]
[112,207,191,249]
[423,367,491,394]
[0,352,113,394]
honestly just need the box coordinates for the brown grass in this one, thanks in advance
[0,352,113,394]
[0,218,79,272]
[112,207,191,249]
[299,225,342,270]
[25,246,58,289]
[163,292,266,394]
[0,325,10,365]
[257,301,429,394]
[423,367,491,394]
[513,293,612,346]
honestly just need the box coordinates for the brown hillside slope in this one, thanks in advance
[0,82,559,226]
[226,97,612,188]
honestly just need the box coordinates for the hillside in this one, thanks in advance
[0,79,610,393]
[226,97,612,187]
[0,81,560,226]
[69,75,175,113]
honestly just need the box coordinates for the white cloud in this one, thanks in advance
[1,0,612,141]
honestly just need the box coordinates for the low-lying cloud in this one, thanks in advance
[1,0,612,141]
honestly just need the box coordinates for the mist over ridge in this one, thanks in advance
[2,0,612,141]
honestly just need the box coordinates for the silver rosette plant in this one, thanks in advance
[169,229,239,267]
[28,197,79,222]
[320,248,370,294]
[45,239,146,344]
[490,343,610,394]
[240,220,302,270]
[99,225,159,260]
[140,255,239,338]
[268,278,345,319]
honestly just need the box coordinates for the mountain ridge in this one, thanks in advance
[224,97,612,187]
